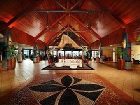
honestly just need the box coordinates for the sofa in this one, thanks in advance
[55,59,82,68]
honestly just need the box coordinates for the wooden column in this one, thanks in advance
[17,45,23,63]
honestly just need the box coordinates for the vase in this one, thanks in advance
[117,59,125,70]
[7,57,16,70]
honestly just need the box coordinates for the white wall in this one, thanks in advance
[131,45,140,60]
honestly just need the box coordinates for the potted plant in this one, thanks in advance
[82,47,88,63]
[96,52,100,63]
[6,44,17,70]
[116,47,125,70]
[33,45,40,63]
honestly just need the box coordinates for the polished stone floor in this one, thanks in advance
[0,59,140,103]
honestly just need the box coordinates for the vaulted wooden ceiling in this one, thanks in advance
[0,0,140,47]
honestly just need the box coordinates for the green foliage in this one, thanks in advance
[96,52,99,57]
[33,45,39,58]
[116,47,127,59]
[7,45,17,59]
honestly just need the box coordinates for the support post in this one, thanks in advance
[17,45,23,63]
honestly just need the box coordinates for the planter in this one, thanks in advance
[48,59,52,65]
[36,56,40,63]
[117,59,125,70]
[33,56,40,63]
[7,57,16,70]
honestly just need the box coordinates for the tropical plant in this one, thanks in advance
[96,52,99,57]
[116,47,127,59]
[33,44,39,58]
[7,45,17,59]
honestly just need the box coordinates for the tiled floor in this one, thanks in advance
[0,59,140,103]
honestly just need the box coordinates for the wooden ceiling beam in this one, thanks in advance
[58,20,89,45]
[93,0,126,27]
[49,26,89,46]
[70,30,89,46]
[35,14,67,41]
[67,0,69,9]
[70,0,84,10]
[59,19,89,45]
[47,25,68,45]
[55,0,66,10]
[34,9,94,13]
[49,34,62,46]
[71,15,101,39]
[7,0,43,27]
[69,25,90,46]
[64,30,86,46]
[0,0,43,32]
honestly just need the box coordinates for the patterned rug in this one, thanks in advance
[1,74,139,105]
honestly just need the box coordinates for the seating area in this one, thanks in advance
[132,58,140,64]
[55,59,82,68]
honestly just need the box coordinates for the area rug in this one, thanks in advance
[1,74,139,105]
[42,64,94,70]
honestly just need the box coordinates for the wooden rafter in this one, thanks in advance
[34,14,67,41]
[69,26,90,46]
[33,9,95,13]
[55,0,66,10]
[49,34,62,46]
[58,19,90,45]
[93,0,126,27]
[71,15,101,39]
[70,30,89,46]
[70,0,84,10]
[0,0,43,31]
[46,25,68,45]
[67,0,69,9]
[49,36,60,45]
[65,30,87,46]
[7,0,43,26]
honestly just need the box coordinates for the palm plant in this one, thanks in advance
[7,45,16,59]
[116,47,126,59]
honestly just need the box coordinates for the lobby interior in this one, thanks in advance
[0,0,140,105]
